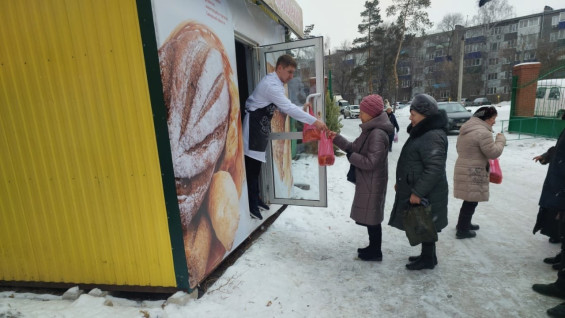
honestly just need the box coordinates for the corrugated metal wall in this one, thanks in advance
[0,0,177,287]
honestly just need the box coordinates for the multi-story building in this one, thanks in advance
[401,6,565,103]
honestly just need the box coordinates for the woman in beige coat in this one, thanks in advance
[453,106,505,239]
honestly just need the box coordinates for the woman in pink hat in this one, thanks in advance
[328,94,394,261]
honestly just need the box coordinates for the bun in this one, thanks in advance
[207,171,240,251]
[159,22,234,227]
[271,112,293,196]
[184,214,212,289]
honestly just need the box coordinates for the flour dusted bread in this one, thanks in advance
[207,171,239,251]
[159,22,234,227]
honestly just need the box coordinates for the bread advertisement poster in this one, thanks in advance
[152,0,249,289]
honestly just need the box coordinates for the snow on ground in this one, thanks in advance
[1,102,563,317]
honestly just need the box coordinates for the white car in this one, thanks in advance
[343,105,360,118]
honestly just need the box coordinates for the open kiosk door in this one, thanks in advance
[257,37,327,207]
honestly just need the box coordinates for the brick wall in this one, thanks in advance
[512,63,541,117]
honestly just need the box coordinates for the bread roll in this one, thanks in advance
[159,22,234,227]
[207,171,240,251]
[184,214,212,289]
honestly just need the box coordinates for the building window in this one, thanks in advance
[524,51,536,60]
[488,73,498,80]
[488,58,499,65]
[491,43,498,51]
[550,32,557,42]
[440,90,450,99]
[519,17,540,28]
[509,24,517,32]
[465,58,482,67]
[435,49,444,57]
[488,87,497,94]
[401,80,411,88]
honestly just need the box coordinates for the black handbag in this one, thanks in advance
[402,198,438,246]
[346,136,368,184]
[346,164,356,183]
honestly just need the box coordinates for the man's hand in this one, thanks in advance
[313,119,328,132]
[303,102,312,111]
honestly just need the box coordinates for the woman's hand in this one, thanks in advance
[327,131,337,139]
[409,193,421,205]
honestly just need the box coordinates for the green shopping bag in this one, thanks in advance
[402,199,438,246]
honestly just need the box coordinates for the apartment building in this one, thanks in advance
[402,6,565,103]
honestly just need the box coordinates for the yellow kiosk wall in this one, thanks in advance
[0,0,177,287]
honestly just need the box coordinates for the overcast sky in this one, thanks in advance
[294,0,565,51]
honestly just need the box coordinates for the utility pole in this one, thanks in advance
[457,30,464,102]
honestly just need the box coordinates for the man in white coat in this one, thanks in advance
[243,54,327,220]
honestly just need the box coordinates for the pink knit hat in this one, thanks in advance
[360,94,384,118]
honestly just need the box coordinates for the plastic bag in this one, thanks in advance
[302,106,320,143]
[393,132,398,143]
[318,132,335,166]
[402,199,438,246]
[489,158,502,184]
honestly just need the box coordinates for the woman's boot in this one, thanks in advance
[358,225,382,261]
[406,242,436,270]
[456,201,478,239]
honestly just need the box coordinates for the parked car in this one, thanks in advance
[437,102,472,131]
[336,99,350,115]
[461,98,473,106]
[473,97,491,106]
[343,105,360,119]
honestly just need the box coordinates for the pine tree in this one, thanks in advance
[353,0,383,93]
[324,91,343,154]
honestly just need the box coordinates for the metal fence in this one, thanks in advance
[499,117,565,141]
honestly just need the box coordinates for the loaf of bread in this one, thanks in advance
[159,22,234,227]
[207,171,240,251]
[184,214,212,289]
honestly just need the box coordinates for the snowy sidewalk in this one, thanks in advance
[1,104,562,317]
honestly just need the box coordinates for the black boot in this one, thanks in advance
[533,270,565,299]
[547,253,563,265]
[456,201,478,238]
[470,223,480,231]
[358,225,382,261]
[547,302,565,317]
[406,242,436,270]
[456,229,477,239]
[408,252,438,265]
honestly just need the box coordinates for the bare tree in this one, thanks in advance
[471,0,514,27]
[437,13,465,33]
[386,0,433,102]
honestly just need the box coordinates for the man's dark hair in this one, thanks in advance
[276,54,297,69]
[473,106,498,121]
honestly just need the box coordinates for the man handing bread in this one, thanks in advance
[243,54,328,220]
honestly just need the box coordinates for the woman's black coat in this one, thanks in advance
[388,111,449,232]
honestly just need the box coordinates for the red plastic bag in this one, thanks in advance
[318,132,335,166]
[489,158,502,184]
[302,106,320,143]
